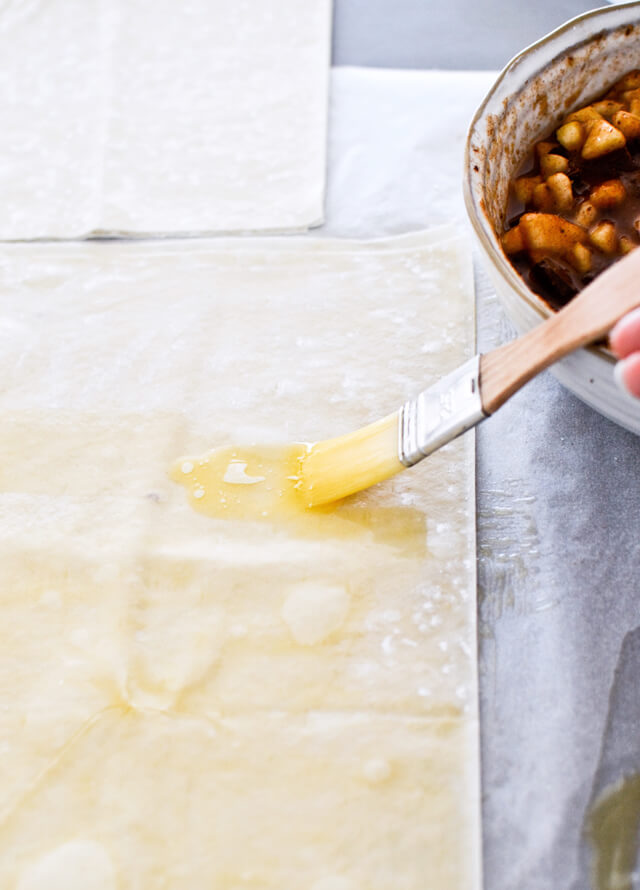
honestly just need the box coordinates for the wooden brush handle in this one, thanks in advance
[480,248,640,415]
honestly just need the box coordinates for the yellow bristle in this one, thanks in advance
[297,411,404,508]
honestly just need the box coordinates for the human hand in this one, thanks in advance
[611,308,640,399]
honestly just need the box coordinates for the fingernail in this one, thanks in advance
[611,306,640,356]
[613,359,638,399]
[614,358,633,397]
[612,306,640,334]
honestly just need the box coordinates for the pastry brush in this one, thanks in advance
[297,247,640,507]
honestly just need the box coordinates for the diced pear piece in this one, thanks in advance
[566,106,602,125]
[621,88,640,106]
[575,201,598,228]
[547,172,574,212]
[532,182,555,212]
[535,140,559,159]
[519,213,587,253]
[568,242,592,274]
[556,120,585,152]
[581,119,626,159]
[589,221,618,254]
[612,109,640,141]
[501,225,525,255]
[619,236,636,255]
[617,70,640,91]
[589,179,626,209]
[512,174,542,204]
[592,100,624,119]
[540,153,569,177]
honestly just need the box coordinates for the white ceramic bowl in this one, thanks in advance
[464,2,640,434]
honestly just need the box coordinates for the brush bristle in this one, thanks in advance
[297,411,404,507]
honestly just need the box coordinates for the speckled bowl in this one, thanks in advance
[464,2,640,434]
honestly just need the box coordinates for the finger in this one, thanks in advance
[610,306,640,358]
[614,352,640,398]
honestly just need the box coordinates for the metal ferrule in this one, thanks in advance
[399,355,486,467]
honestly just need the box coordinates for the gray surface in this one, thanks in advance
[475,267,640,890]
[333,0,604,69]
[332,4,640,890]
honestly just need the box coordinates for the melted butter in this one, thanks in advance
[170,444,427,557]
[170,444,307,521]
[587,773,640,890]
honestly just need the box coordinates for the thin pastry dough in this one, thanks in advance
[0,230,480,888]
[0,0,331,238]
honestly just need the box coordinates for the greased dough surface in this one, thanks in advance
[0,0,331,238]
[0,231,479,887]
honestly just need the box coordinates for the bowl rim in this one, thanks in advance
[463,0,640,365]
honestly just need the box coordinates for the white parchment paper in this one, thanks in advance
[326,66,640,890]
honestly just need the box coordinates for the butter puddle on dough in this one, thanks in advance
[170,444,428,557]
[222,460,266,485]
[171,444,306,521]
